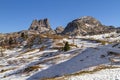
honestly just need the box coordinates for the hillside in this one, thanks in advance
[0,32,120,80]
[0,16,120,80]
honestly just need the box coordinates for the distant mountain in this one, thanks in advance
[29,18,55,34]
[55,26,64,34]
[62,16,116,36]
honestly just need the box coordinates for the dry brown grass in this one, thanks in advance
[0,67,16,73]
[69,44,78,48]
[82,38,113,45]
[21,49,36,54]
[0,65,4,67]
[17,49,36,57]
[39,46,46,51]
[23,65,42,73]
[41,33,69,40]
[42,77,65,80]
[56,43,64,46]
[27,56,34,59]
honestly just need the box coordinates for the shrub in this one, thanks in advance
[21,33,28,40]
[63,42,70,51]
[23,66,40,73]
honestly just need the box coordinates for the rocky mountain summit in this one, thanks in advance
[55,26,64,34]
[62,16,116,36]
[29,18,55,34]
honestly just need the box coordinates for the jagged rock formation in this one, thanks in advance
[62,16,115,36]
[55,26,64,34]
[29,18,55,34]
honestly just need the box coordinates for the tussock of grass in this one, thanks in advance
[82,38,112,45]
[56,43,64,46]
[42,34,65,39]
[69,44,78,48]
[0,67,16,73]
[42,77,65,80]
[0,65,4,67]
[36,57,61,65]
[23,65,41,73]
[21,49,36,54]
[17,49,36,57]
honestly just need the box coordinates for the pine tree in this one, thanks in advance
[63,42,70,51]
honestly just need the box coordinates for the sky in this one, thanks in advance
[0,0,120,33]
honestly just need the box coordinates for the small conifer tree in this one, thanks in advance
[63,42,70,51]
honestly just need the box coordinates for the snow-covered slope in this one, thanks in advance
[84,32,120,42]
[27,43,120,80]
[0,37,120,80]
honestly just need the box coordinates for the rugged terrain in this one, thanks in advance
[63,16,116,36]
[0,16,120,80]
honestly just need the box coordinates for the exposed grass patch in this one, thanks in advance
[42,34,67,39]
[42,77,65,80]
[56,43,64,46]
[36,57,61,65]
[27,56,35,59]
[69,43,78,48]
[0,67,16,73]
[23,65,42,73]
[81,38,113,45]
[21,48,36,54]
[0,65,5,67]
[39,46,46,51]
[17,49,36,57]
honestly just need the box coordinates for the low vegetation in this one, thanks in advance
[23,65,41,73]
[63,42,70,51]
[82,38,112,45]
[0,67,16,73]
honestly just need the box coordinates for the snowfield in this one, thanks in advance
[65,68,120,80]
[0,33,120,80]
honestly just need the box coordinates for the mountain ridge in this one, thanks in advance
[62,16,116,36]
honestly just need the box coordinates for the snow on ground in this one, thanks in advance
[0,36,120,80]
[82,32,120,42]
[27,43,120,80]
[0,39,86,80]
[67,68,120,80]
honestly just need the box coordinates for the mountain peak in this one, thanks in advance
[28,18,52,33]
[62,16,115,36]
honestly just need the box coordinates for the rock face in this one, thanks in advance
[62,16,115,36]
[55,26,64,34]
[116,27,120,33]
[29,18,53,33]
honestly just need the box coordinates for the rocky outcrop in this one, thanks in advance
[116,27,120,33]
[28,18,54,33]
[62,16,115,36]
[55,26,64,34]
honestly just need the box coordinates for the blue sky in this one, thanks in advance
[0,0,120,33]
